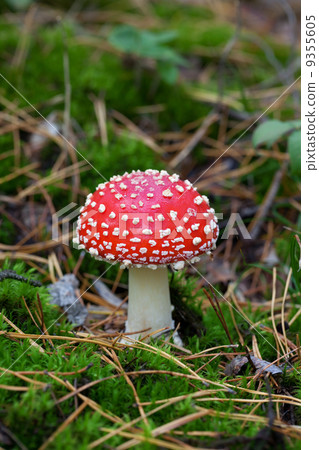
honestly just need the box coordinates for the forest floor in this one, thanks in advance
[0,1,300,449]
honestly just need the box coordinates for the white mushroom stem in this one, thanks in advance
[125,266,174,340]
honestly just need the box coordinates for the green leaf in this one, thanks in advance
[252,120,300,148]
[108,25,141,53]
[288,130,301,175]
[108,25,186,65]
[157,61,179,84]
[139,29,178,45]
[286,120,301,129]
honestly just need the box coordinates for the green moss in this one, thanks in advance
[0,261,61,331]
[0,263,300,448]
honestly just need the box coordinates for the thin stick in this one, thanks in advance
[281,268,292,354]
[169,110,218,167]
[271,268,285,357]
[249,161,288,239]
[203,288,234,344]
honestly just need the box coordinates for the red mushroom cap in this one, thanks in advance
[74,169,218,269]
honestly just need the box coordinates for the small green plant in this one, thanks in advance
[252,119,301,176]
[108,25,186,84]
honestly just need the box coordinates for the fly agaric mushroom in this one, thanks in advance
[74,169,218,340]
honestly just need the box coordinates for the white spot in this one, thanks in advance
[169,174,179,182]
[89,247,99,256]
[204,225,211,235]
[131,193,138,198]
[170,211,178,220]
[98,204,106,213]
[162,189,173,198]
[191,223,200,231]
[193,237,202,245]
[149,240,156,247]
[175,185,184,193]
[140,248,147,254]
[147,216,154,222]
[132,218,140,225]
[194,196,203,205]
[122,230,129,237]
[191,257,201,263]
[112,228,120,236]
[176,226,183,233]
[172,237,184,243]
[147,193,154,198]
[130,238,141,243]
[187,208,197,216]
[173,261,185,270]
[175,245,185,251]
[109,212,116,219]
[115,194,123,200]
[120,204,126,209]
[151,204,160,209]
[101,223,109,228]
[88,220,97,227]
[120,183,127,190]
[103,231,108,236]
[211,220,217,229]
[121,215,128,221]
[142,229,153,235]
[121,259,131,267]
[160,229,171,238]
[131,205,137,209]
[157,214,165,221]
